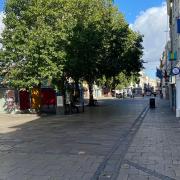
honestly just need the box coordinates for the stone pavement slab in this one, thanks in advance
[2,98,180,180]
[117,99,179,180]
[0,98,147,180]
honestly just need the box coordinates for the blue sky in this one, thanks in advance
[114,0,166,79]
[0,0,166,79]
[0,0,4,11]
[114,0,165,23]
[0,0,165,22]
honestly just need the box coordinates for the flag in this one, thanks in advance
[162,51,167,60]
[156,68,163,79]
[177,19,180,33]
[168,51,177,61]
[160,60,163,69]
[164,70,169,81]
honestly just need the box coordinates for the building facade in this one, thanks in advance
[167,0,180,117]
[136,71,158,94]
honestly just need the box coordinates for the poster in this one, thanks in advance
[31,87,41,109]
[66,92,71,105]
[57,96,63,107]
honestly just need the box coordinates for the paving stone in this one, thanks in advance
[127,174,149,180]
[116,99,178,180]
[0,98,178,179]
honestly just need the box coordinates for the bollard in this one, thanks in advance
[149,98,155,108]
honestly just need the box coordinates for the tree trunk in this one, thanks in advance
[57,77,66,115]
[88,82,94,106]
[61,79,67,115]
[38,83,41,110]
[74,79,79,97]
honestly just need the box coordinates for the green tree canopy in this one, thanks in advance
[0,0,143,95]
[1,0,75,88]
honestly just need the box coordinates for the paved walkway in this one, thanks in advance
[117,99,179,180]
[0,97,179,180]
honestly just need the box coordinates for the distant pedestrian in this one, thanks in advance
[71,94,79,113]
[132,89,135,99]
[160,93,163,99]
[128,89,133,98]
[123,92,125,98]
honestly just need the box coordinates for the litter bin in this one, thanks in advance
[149,98,155,108]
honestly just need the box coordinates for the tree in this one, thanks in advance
[121,30,144,77]
[64,0,108,105]
[96,72,137,93]
[64,0,140,105]
[1,0,144,107]
[0,0,74,88]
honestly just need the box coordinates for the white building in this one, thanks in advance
[138,71,158,93]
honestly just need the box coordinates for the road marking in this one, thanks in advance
[91,105,149,180]
[123,159,175,180]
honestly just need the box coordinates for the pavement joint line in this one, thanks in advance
[0,149,105,157]
[123,159,176,180]
[91,104,149,180]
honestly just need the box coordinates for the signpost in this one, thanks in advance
[172,67,180,75]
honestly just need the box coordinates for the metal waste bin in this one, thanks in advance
[149,98,155,108]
